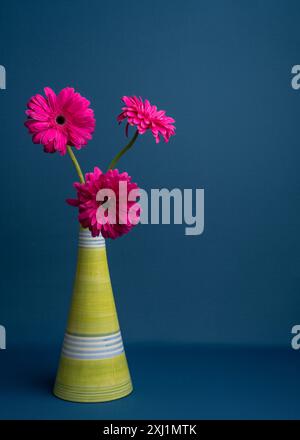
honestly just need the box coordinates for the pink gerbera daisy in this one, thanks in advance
[67,167,140,239]
[25,87,95,155]
[117,96,175,143]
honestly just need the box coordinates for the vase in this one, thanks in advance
[53,228,133,402]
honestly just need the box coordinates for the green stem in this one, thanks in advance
[108,130,139,170]
[67,145,85,183]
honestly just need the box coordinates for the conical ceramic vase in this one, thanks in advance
[53,228,133,402]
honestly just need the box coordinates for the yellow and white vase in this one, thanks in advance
[53,228,133,402]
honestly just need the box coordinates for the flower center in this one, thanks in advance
[56,115,66,125]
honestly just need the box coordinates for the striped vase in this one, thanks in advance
[53,228,133,402]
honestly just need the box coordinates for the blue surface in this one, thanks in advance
[1,344,300,419]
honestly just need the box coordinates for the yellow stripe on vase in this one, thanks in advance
[54,353,133,402]
[67,246,119,335]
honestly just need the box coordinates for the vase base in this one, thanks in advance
[53,380,133,403]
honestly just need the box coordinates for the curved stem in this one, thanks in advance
[108,130,139,170]
[67,145,85,183]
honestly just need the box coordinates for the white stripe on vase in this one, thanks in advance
[62,331,125,360]
[78,229,106,248]
[64,335,122,346]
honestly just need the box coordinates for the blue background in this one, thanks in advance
[0,0,300,419]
